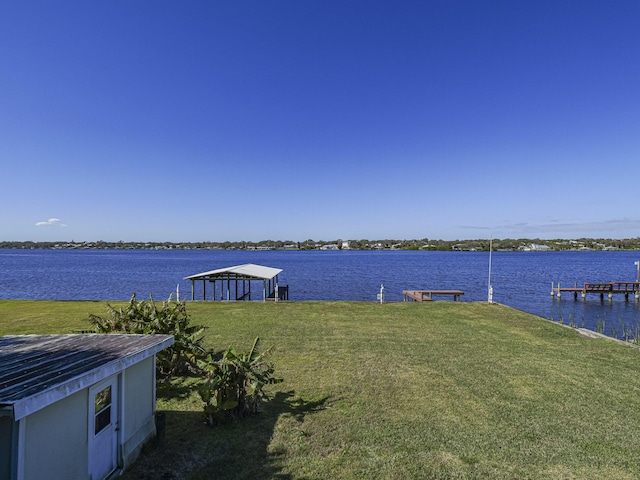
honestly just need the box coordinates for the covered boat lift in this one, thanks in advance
[184,263,288,302]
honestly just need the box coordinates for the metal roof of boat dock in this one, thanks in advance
[184,263,283,281]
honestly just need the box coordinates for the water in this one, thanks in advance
[1,249,639,337]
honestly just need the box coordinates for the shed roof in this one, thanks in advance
[184,263,283,281]
[0,334,174,420]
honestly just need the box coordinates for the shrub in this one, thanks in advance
[198,337,282,426]
[89,294,207,377]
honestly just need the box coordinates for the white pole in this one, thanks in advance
[488,238,493,303]
[176,284,180,302]
[635,261,640,283]
[380,284,384,304]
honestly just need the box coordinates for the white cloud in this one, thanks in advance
[35,218,68,227]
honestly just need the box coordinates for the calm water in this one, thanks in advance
[1,249,639,337]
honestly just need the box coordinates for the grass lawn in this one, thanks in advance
[2,300,640,479]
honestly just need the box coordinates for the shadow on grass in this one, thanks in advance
[156,376,200,401]
[122,390,331,480]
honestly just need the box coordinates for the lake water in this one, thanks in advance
[1,249,639,338]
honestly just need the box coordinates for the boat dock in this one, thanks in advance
[551,281,640,300]
[403,290,464,302]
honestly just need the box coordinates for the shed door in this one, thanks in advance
[88,375,119,480]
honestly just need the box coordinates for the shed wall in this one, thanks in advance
[0,413,14,480]
[122,356,156,467]
[22,389,89,480]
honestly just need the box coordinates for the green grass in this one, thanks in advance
[3,300,640,479]
[0,300,108,334]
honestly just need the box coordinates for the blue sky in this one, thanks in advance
[1,1,639,242]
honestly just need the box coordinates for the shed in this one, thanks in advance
[0,333,174,480]
[184,263,288,301]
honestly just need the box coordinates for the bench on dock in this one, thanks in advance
[403,290,464,302]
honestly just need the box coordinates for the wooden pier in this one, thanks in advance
[551,281,640,300]
[403,290,464,302]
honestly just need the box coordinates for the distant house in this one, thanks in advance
[520,243,551,252]
[0,334,174,480]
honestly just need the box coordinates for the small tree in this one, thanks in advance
[89,294,207,377]
[197,337,282,426]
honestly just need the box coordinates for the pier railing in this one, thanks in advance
[552,281,640,300]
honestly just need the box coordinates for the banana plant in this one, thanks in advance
[89,293,207,377]
[197,337,282,426]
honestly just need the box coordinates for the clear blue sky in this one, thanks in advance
[1,1,638,242]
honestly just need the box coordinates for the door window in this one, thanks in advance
[94,385,112,435]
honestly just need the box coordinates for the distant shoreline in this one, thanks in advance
[1,237,639,252]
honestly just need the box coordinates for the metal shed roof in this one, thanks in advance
[184,263,283,281]
[0,334,174,420]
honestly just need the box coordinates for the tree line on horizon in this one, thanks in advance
[1,237,639,251]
